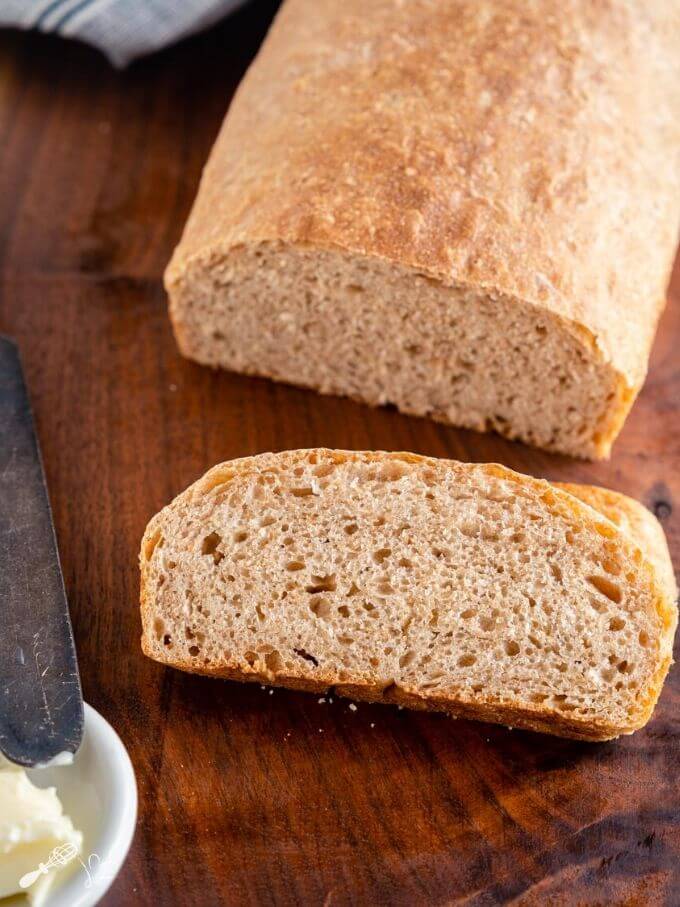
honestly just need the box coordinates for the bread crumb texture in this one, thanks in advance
[141,450,677,741]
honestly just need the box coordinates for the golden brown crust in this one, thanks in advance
[166,0,680,453]
[140,451,678,741]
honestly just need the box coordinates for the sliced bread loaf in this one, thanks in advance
[165,0,680,458]
[140,450,677,740]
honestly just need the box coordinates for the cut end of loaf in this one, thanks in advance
[140,450,676,741]
[166,245,634,459]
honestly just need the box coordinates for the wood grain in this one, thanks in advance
[0,5,678,904]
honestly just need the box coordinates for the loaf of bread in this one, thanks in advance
[140,450,677,741]
[165,0,680,458]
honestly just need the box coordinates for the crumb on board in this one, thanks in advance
[349,703,357,712]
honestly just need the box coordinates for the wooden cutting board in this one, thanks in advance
[0,4,677,904]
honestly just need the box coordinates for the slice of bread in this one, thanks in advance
[140,450,677,741]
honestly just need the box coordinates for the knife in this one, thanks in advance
[0,335,83,767]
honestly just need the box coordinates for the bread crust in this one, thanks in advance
[165,1,680,455]
[140,450,677,742]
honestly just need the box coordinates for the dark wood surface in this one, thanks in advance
[1,4,678,904]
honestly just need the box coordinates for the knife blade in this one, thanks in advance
[0,335,83,767]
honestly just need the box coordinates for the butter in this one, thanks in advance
[0,757,82,906]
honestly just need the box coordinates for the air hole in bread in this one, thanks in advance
[256,604,266,622]
[399,651,415,668]
[305,574,337,594]
[244,651,257,667]
[234,530,248,543]
[259,516,276,528]
[293,647,319,666]
[588,595,606,614]
[432,547,449,559]
[344,523,359,535]
[309,597,332,618]
[609,616,626,631]
[398,557,413,568]
[378,581,394,595]
[338,605,350,618]
[479,615,495,632]
[188,645,200,657]
[592,520,619,540]
[201,469,235,494]
[291,486,314,497]
[550,563,563,583]
[144,529,163,561]
[639,630,650,647]
[587,574,622,604]
[601,558,621,576]
[339,636,354,646]
[265,650,283,672]
[458,654,477,667]
[201,531,224,565]
[312,463,335,478]
[286,560,305,571]
[373,548,392,564]
[505,640,520,657]
[461,608,476,619]
[380,461,410,481]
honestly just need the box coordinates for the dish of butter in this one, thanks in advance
[0,757,82,906]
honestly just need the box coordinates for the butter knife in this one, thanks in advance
[0,336,83,766]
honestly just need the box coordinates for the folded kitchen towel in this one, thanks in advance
[0,0,250,67]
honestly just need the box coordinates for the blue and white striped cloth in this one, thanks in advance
[0,0,249,67]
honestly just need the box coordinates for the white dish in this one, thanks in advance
[18,703,137,907]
